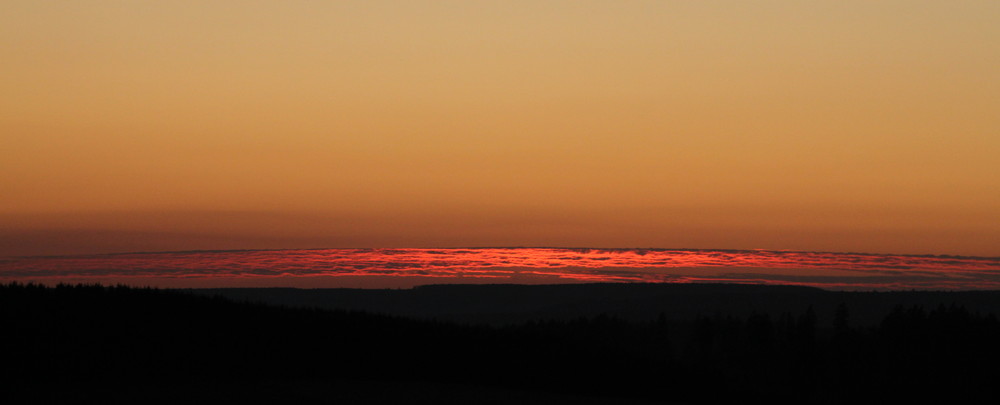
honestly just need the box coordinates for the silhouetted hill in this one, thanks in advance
[0,283,683,404]
[193,283,1000,327]
[6,283,1000,404]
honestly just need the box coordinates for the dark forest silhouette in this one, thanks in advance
[4,282,1000,404]
[195,283,1000,327]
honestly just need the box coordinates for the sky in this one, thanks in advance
[2,1,999,258]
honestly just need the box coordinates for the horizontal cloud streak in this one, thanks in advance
[2,248,999,290]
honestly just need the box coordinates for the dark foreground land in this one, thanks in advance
[5,283,1000,404]
[196,283,1000,327]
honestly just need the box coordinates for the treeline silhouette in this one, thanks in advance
[196,283,1000,328]
[3,283,1000,404]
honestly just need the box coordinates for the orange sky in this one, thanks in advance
[2,1,998,257]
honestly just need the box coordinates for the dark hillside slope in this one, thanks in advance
[5,283,1000,404]
[0,283,688,404]
[195,283,1000,327]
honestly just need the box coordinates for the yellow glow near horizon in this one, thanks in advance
[2,1,998,256]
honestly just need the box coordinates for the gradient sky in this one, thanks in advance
[2,1,998,257]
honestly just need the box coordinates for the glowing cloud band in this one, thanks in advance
[2,248,998,290]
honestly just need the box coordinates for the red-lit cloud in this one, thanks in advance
[2,248,998,290]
